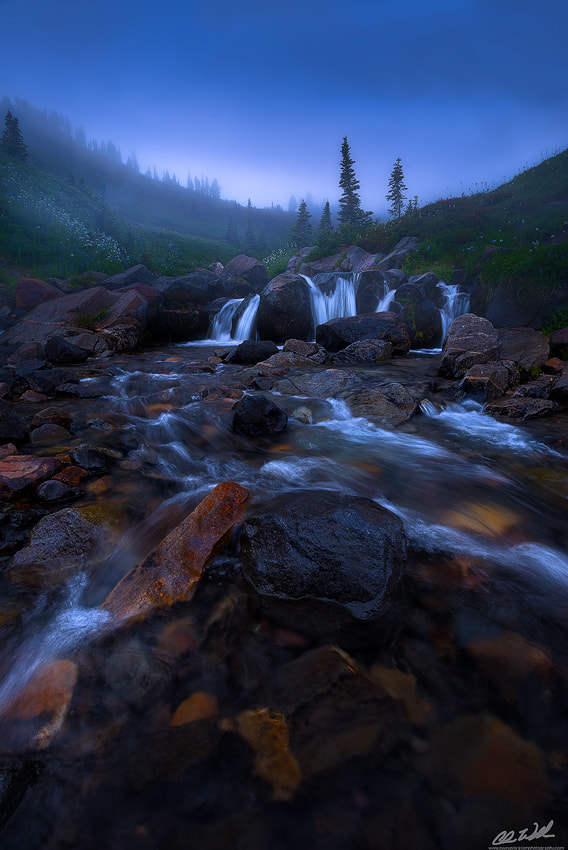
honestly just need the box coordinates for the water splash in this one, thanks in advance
[301,273,358,339]
[437,281,470,339]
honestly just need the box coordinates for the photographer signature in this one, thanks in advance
[492,820,556,846]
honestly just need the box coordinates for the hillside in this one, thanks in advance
[362,146,568,292]
[0,97,295,282]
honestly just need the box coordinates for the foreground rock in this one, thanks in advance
[102,482,249,621]
[0,454,61,501]
[239,490,406,646]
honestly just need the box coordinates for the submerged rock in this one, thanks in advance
[239,490,406,646]
[231,394,288,437]
[101,481,249,621]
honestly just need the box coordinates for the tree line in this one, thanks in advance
[289,137,419,249]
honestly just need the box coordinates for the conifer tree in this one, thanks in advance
[289,199,313,247]
[244,199,257,254]
[386,157,408,219]
[318,200,333,235]
[1,110,28,160]
[338,137,372,227]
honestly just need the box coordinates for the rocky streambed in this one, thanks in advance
[0,310,567,848]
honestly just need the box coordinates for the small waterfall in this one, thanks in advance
[234,294,260,340]
[208,295,260,342]
[301,273,358,339]
[437,282,470,339]
[376,286,397,312]
[208,298,242,342]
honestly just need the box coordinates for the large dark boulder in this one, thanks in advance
[316,312,411,355]
[485,277,568,329]
[231,395,288,437]
[221,255,270,292]
[146,308,210,342]
[44,336,89,364]
[231,340,279,365]
[153,270,226,308]
[238,491,406,647]
[256,274,313,343]
[393,284,443,347]
[439,314,501,378]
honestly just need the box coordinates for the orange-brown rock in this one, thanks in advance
[0,659,78,750]
[53,465,89,486]
[0,454,61,500]
[170,692,219,726]
[15,277,63,311]
[231,707,302,800]
[429,713,549,806]
[101,481,249,621]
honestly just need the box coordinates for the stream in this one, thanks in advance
[1,329,568,846]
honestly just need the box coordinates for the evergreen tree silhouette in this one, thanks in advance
[1,110,28,160]
[338,137,372,227]
[289,199,313,247]
[386,157,408,219]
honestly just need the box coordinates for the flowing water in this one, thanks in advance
[1,344,567,848]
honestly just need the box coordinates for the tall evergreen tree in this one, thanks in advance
[289,199,313,247]
[1,110,28,160]
[226,215,240,250]
[338,137,372,228]
[386,157,408,219]
[244,199,257,254]
[318,200,333,235]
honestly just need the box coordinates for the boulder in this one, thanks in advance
[117,283,162,320]
[376,237,420,270]
[408,272,442,304]
[282,339,327,363]
[0,400,27,446]
[316,312,411,355]
[221,255,270,291]
[275,369,354,398]
[455,362,512,402]
[6,342,45,366]
[153,269,225,307]
[486,277,568,328]
[331,339,393,364]
[101,481,249,621]
[44,336,89,364]
[343,383,418,426]
[355,270,388,313]
[147,308,210,342]
[8,507,103,585]
[497,327,550,376]
[439,314,501,378]
[550,326,568,357]
[0,454,61,501]
[231,340,279,365]
[238,490,406,646]
[15,278,63,311]
[550,373,568,404]
[484,396,559,420]
[393,286,443,347]
[103,264,156,290]
[256,274,313,343]
[70,443,121,473]
[231,395,288,437]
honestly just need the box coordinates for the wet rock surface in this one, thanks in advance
[238,490,406,646]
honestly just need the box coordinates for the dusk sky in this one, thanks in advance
[1,0,567,213]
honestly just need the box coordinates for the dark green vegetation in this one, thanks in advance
[0,98,294,281]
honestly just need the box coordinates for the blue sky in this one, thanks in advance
[1,0,567,212]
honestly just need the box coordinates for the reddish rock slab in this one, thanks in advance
[0,455,61,500]
[102,481,249,621]
[15,278,63,311]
